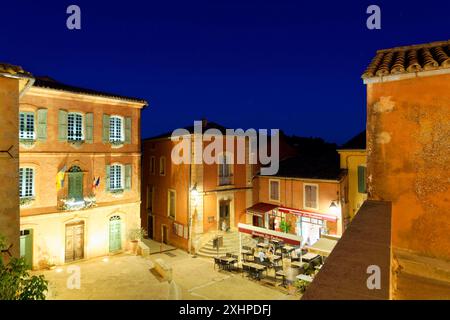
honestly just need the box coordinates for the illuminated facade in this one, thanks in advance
[19,77,147,269]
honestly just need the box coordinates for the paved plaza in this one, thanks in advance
[34,250,299,300]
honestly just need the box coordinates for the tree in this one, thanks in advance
[0,234,48,300]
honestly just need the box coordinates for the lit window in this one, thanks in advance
[67,113,83,141]
[168,190,176,218]
[304,184,319,210]
[109,116,124,142]
[19,112,35,140]
[110,164,123,190]
[269,180,280,201]
[19,168,34,198]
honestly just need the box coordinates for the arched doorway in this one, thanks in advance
[65,221,85,262]
[109,216,122,252]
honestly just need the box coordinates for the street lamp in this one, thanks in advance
[329,200,339,215]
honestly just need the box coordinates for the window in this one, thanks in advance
[19,168,34,198]
[304,184,319,210]
[109,116,124,142]
[110,164,123,190]
[67,113,83,141]
[218,153,232,185]
[150,156,156,175]
[159,157,166,176]
[19,112,35,140]
[147,185,153,212]
[269,179,280,201]
[357,166,367,193]
[168,190,176,219]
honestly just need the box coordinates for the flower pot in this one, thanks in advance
[130,240,139,255]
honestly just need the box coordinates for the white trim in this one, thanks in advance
[67,112,84,141]
[303,183,319,210]
[19,167,35,198]
[110,163,124,190]
[109,115,125,142]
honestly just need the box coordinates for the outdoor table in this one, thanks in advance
[257,243,269,249]
[296,274,313,282]
[291,261,308,269]
[242,262,266,280]
[219,256,237,271]
[282,245,295,252]
[301,253,319,262]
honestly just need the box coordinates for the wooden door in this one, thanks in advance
[20,229,33,269]
[162,225,168,244]
[147,215,154,239]
[219,200,231,230]
[65,222,84,262]
[109,216,122,252]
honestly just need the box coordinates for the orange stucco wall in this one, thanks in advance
[367,73,450,260]
[254,176,348,236]
[0,77,20,257]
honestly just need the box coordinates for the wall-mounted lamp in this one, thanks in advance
[191,183,199,198]
[329,200,339,216]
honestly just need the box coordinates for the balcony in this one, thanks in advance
[218,174,232,186]
[59,195,96,211]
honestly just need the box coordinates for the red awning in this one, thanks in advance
[246,202,278,216]
[278,206,337,222]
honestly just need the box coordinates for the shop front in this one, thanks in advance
[246,203,338,246]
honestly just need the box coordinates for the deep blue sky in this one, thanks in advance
[2,1,449,144]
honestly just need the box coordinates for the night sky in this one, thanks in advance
[2,0,449,144]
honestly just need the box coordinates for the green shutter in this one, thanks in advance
[125,164,132,190]
[58,110,68,141]
[124,117,131,144]
[68,172,83,200]
[85,113,94,143]
[36,109,47,141]
[105,165,111,191]
[103,114,110,143]
[358,166,367,193]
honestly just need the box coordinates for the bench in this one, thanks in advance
[138,241,150,257]
[153,258,172,281]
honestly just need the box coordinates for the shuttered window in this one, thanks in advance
[304,184,318,209]
[168,190,176,219]
[68,172,84,200]
[159,157,166,176]
[19,168,34,198]
[150,156,156,175]
[358,166,367,193]
[269,180,280,201]
[67,113,83,141]
[109,116,124,142]
[110,164,123,190]
[19,112,35,140]
[84,113,94,143]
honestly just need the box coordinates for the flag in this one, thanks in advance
[92,176,100,189]
[56,165,67,191]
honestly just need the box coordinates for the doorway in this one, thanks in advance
[68,166,83,200]
[147,215,154,239]
[161,225,168,244]
[109,216,122,253]
[219,200,231,231]
[20,229,33,269]
[65,221,85,262]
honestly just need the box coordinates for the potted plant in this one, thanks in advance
[280,220,291,233]
[128,228,147,255]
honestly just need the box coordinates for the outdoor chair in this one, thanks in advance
[274,265,287,287]
[213,257,221,270]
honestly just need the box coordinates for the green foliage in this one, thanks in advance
[294,279,310,294]
[0,235,48,300]
[279,220,291,233]
[128,228,147,241]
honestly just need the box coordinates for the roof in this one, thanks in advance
[265,153,343,181]
[362,40,450,80]
[306,237,338,257]
[33,76,148,105]
[143,120,228,140]
[339,130,366,150]
[0,62,33,78]
[246,202,278,215]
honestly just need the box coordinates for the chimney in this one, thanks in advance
[201,118,208,128]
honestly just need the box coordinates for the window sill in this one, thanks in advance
[20,197,35,207]
[19,139,36,148]
[110,189,125,198]
[110,141,125,148]
[68,140,85,148]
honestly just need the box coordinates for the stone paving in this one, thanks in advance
[34,250,298,300]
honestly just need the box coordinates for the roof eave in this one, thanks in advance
[362,67,450,84]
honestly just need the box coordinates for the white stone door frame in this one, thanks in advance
[216,192,235,231]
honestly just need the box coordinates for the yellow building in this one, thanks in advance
[0,63,34,258]
[18,76,147,269]
[337,131,367,220]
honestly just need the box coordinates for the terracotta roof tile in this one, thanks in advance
[0,62,32,78]
[362,40,450,79]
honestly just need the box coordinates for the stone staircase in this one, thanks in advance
[197,231,256,258]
